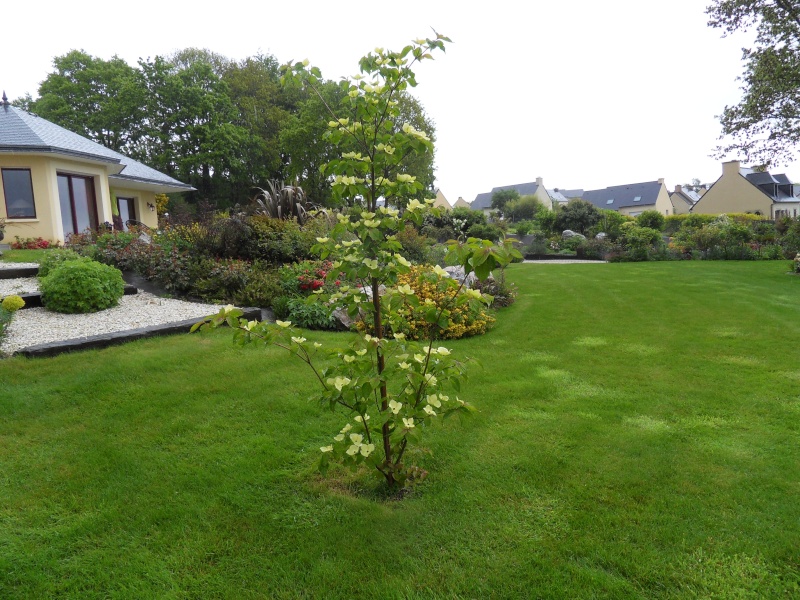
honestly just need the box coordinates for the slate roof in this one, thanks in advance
[0,104,193,191]
[743,170,798,202]
[581,181,662,210]
[670,190,697,208]
[472,181,542,210]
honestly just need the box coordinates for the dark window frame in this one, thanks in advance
[1,168,37,219]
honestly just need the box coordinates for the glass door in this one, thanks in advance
[58,174,98,236]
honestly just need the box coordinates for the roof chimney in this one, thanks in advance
[722,160,741,176]
[535,176,543,187]
[675,184,682,193]
[658,178,665,185]
[1,91,9,107]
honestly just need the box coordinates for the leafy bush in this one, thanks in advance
[286,297,338,330]
[40,260,125,313]
[0,307,13,341]
[1,295,25,312]
[466,223,503,242]
[522,232,549,256]
[271,295,292,319]
[513,220,536,235]
[233,267,282,307]
[37,249,85,278]
[248,215,322,263]
[396,226,436,262]
[555,199,601,234]
[636,210,666,231]
[472,275,517,307]
[193,258,251,302]
[194,216,254,259]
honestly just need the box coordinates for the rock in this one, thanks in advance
[444,266,477,288]
[562,230,586,240]
[595,232,607,240]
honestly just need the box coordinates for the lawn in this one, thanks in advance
[1,261,798,598]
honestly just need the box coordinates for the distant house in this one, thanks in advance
[691,160,799,218]
[548,188,584,207]
[669,185,699,215]
[472,177,553,215]
[432,188,452,210]
[0,96,193,244]
[582,179,673,217]
[452,196,471,209]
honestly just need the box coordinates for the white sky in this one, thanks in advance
[5,0,796,203]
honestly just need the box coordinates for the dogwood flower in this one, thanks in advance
[394,254,411,267]
[426,394,442,408]
[424,373,438,385]
[396,173,416,183]
[397,284,414,295]
[406,199,423,211]
[398,362,411,370]
[424,405,436,416]
[291,337,306,344]
[356,349,367,356]
[402,417,415,429]
[388,400,402,414]
[314,342,322,349]
[414,354,426,363]
[465,289,482,300]
[334,434,345,442]
[436,347,451,356]
[320,445,333,453]
[276,320,292,328]
[326,376,351,391]
[245,320,258,331]
[343,355,355,363]
[340,424,352,434]
[354,414,370,423]
[316,237,330,243]
[223,304,236,314]
[432,265,449,277]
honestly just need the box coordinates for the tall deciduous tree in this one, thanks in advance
[708,0,800,166]
[22,50,147,155]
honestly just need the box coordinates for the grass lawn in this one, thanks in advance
[0,249,51,263]
[1,260,798,598]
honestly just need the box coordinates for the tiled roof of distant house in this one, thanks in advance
[472,181,543,210]
[582,181,662,210]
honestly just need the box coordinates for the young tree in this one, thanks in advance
[555,199,601,234]
[707,0,800,166]
[198,35,520,490]
[491,188,520,212]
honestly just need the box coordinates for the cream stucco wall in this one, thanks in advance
[654,183,673,215]
[618,204,656,217]
[692,162,773,216]
[109,187,159,229]
[432,189,451,210]
[670,194,693,215]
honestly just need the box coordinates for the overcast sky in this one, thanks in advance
[5,0,795,204]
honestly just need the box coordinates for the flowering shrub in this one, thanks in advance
[11,236,55,250]
[279,260,341,295]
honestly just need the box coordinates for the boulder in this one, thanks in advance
[562,230,586,240]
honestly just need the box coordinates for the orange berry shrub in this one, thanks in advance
[195,35,520,490]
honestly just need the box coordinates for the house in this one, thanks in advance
[547,188,584,207]
[0,94,193,244]
[472,177,553,215]
[452,196,471,209]
[432,188,452,210]
[669,185,699,215]
[690,160,799,218]
[581,179,673,217]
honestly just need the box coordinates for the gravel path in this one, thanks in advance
[0,277,38,296]
[0,262,40,269]
[1,289,224,356]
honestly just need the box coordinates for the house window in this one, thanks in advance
[58,173,98,236]
[117,197,136,230]
[606,199,614,204]
[2,168,36,218]
[633,196,641,202]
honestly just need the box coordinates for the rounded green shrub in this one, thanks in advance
[1,295,25,312]
[40,260,125,314]
[37,248,86,278]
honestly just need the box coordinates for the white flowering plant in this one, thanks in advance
[195,35,520,489]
